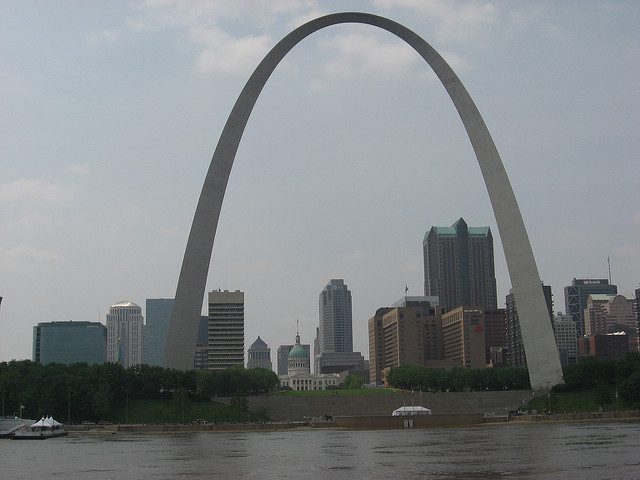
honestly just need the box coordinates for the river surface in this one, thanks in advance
[2,421,639,479]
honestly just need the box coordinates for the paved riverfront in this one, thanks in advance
[2,421,638,479]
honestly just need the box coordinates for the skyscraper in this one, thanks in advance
[505,285,553,367]
[33,321,106,365]
[442,306,487,369]
[423,218,497,312]
[368,297,447,384]
[553,313,578,367]
[106,301,144,368]
[318,279,353,353]
[208,290,244,370]
[144,298,174,367]
[583,294,638,352]
[636,288,640,352]
[194,315,209,370]
[564,279,618,337]
[277,345,292,375]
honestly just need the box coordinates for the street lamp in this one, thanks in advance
[546,381,551,413]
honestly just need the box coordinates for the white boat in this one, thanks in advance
[391,406,432,416]
[11,416,68,440]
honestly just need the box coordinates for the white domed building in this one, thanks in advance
[279,330,340,391]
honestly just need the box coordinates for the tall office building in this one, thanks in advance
[106,301,144,368]
[33,321,106,365]
[368,297,447,384]
[194,315,209,370]
[553,314,578,367]
[423,218,497,312]
[144,298,174,367]
[636,288,640,352]
[441,307,487,369]
[318,279,353,353]
[483,308,508,364]
[368,307,393,384]
[564,279,618,337]
[277,345,292,375]
[208,290,244,370]
[247,336,272,370]
[583,294,638,352]
[505,285,553,367]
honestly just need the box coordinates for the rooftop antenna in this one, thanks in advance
[607,256,612,283]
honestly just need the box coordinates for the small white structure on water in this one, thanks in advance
[12,416,68,439]
[392,406,432,416]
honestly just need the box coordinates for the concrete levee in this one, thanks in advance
[247,390,533,421]
[335,413,482,429]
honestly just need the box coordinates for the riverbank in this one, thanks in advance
[63,410,640,434]
[509,409,640,424]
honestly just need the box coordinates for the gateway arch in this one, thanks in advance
[164,12,563,389]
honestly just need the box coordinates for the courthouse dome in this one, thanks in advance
[289,344,309,358]
[111,301,140,308]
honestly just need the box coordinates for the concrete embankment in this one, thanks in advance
[511,410,640,423]
[336,413,483,429]
[244,390,534,421]
[115,421,309,433]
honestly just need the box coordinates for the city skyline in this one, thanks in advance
[2,1,639,362]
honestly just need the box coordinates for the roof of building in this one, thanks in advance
[432,226,490,237]
[111,301,140,308]
[589,294,615,302]
[423,218,490,242]
[249,336,268,349]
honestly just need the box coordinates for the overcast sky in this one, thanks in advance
[1,1,639,363]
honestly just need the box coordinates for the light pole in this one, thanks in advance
[2,389,5,418]
[547,381,551,413]
[67,389,71,424]
[125,391,129,424]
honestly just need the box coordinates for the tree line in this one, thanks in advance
[0,360,279,422]
[387,364,531,392]
[386,353,640,408]
[557,353,640,407]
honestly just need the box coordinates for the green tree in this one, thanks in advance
[344,373,365,389]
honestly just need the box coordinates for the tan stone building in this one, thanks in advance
[442,306,486,369]
[482,308,507,364]
[584,294,638,351]
[368,308,392,384]
[368,297,448,384]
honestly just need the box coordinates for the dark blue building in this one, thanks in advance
[32,321,106,365]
